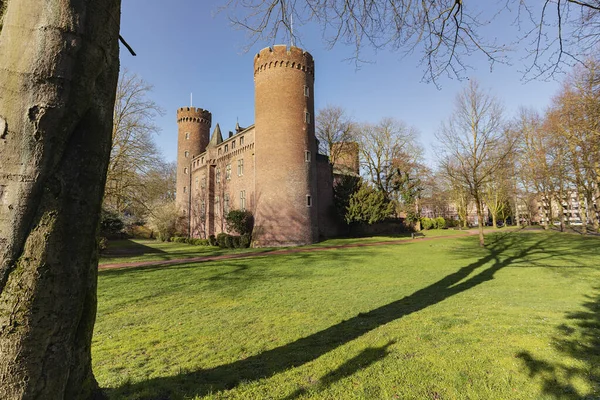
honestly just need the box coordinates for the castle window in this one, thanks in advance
[201,175,206,188]
[240,190,246,211]
[238,159,244,176]
[224,194,230,213]
[215,196,220,217]
[232,140,236,149]
[225,144,229,152]
[305,150,311,162]
[185,151,189,158]
[226,164,232,180]
[304,85,310,97]
[218,148,222,156]
[240,136,245,145]
[216,167,221,183]
[305,112,311,124]
[183,186,187,193]
[185,132,190,140]
[201,157,204,164]
[306,195,312,207]
[195,176,199,189]
[184,167,188,174]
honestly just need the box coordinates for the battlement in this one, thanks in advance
[254,45,314,78]
[177,107,212,125]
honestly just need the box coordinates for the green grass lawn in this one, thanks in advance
[93,231,600,399]
[100,229,471,265]
[99,239,264,265]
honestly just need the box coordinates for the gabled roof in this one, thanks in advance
[208,123,223,147]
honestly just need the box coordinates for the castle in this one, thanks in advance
[175,45,357,247]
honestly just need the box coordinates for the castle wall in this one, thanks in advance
[253,45,319,246]
[189,127,255,237]
[316,154,338,238]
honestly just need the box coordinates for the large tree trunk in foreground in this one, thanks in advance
[0,0,120,398]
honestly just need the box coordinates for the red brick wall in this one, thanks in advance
[176,107,211,213]
[253,45,318,246]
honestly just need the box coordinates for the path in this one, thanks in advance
[99,230,482,271]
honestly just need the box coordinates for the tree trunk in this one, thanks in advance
[492,213,497,228]
[0,1,120,398]
[515,196,520,228]
[475,196,485,247]
[579,194,588,235]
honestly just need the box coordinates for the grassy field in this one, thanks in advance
[93,231,600,399]
[99,229,471,265]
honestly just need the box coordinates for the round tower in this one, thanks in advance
[176,107,211,209]
[253,45,318,246]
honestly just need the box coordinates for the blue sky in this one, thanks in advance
[120,0,562,167]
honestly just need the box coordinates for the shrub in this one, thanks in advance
[148,201,179,242]
[240,234,251,248]
[171,236,187,243]
[225,210,254,235]
[209,235,217,246]
[420,217,434,230]
[224,234,234,249]
[435,217,446,229]
[98,237,108,252]
[100,209,124,236]
[216,233,228,248]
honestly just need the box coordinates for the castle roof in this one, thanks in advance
[208,123,223,147]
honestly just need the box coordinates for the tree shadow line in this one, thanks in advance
[517,287,600,399]
[104,232,596,399]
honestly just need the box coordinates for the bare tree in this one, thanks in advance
[225,0,600,83]
[0,0,120,397]
[357,117,421,200]
[436,80,513,246]
[315,105,355,165]
[104,69,165,214]
[550,61,600,232]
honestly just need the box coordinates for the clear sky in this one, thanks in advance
[120,0,562,167]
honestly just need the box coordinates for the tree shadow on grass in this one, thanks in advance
[517,288,600,399]
[105,232,597,399]
[101,239,166,258]
[282,341,395,400]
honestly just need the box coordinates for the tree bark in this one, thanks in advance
[0,0,120,398]
[475,196,485,247]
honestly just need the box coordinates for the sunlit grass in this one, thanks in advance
[94,231,600,399]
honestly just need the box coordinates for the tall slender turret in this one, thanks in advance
[176,107,211,210]
[253,45,318,246]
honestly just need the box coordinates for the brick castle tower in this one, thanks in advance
[253,45,319,246]
[175,107,211,210]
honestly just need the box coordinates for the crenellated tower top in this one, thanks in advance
[254,45,314,78]
[176,107,212,125]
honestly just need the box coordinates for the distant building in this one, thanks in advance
[175,45,358,247]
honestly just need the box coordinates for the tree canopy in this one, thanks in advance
[226,0,600,83]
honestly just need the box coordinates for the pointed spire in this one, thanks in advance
[235,121,245,133]
[208,123,223,147]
